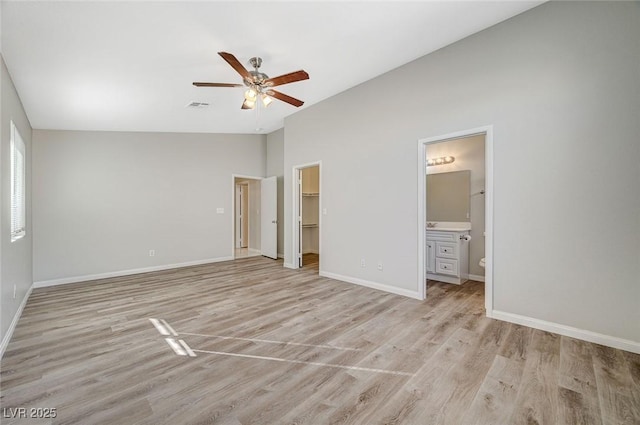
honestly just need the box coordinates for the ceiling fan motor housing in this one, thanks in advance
[246,71,269,87]
[246,57,269,87]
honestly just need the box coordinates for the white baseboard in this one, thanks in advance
[427,273,463,285]
[319,271,421,300]
[302,249,319,254]
[33,256,234,288]
[1,284,33,359]
[469,274,485,282]
[490,310,640,354]
[283,262,296,269]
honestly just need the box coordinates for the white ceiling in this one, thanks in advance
[1,1,543,134]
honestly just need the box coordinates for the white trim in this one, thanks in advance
[1,284,33,359]
[302,249,319,255]
[418,126,493,311]
[291,161,322,270]
[426,274,464,285]
[490,310,640,355]
[10,122,27,242]
[320,271,421,300]
[33,257,233,288]
[468,274,486,282]
[484,127,494,313]
[283,262,296,269]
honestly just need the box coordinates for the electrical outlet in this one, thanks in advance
[149,250,155,257]
[13,284,17,299]
[377,263,383,271]
[360,258,366,268]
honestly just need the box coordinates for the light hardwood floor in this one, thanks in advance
[302,253,319,269]
[1,257,638,424]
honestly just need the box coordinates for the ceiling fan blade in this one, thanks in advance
[264,70,309,87]
[267,90,304,107]
[218,51,252,80]
[193,82,243,87]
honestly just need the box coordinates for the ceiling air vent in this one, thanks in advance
[186,101,210,108]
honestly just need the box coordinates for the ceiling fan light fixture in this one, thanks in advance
[261,94,273,107]
[242,98,256,109]
[244,88,257,100]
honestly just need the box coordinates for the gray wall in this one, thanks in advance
[32,130,265,283]
[266,128,284,257]
[283,2,640,343]
[1,56,33,348]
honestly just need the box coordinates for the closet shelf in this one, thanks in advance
[302,223,318,228]
[302,192,319,197]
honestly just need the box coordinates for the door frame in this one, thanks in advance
[235,182,248,248]
[231,174,263,259]
[417,126,494,313]
[291,161,322,270]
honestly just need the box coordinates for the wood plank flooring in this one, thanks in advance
[302,253,319,270]
[1,257,638,424]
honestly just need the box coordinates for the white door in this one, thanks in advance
[235,185,242,248]
[260,176,278,259]
[297,169,303,267]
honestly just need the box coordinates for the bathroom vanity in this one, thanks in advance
[426,223,470,285]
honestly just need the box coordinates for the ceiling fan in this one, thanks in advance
[193,52,309,110]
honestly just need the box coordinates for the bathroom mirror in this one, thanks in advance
[426,170,470,222]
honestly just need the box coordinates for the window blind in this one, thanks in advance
[10,121,26,241]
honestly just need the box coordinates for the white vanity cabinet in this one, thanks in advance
[426,229,470,285]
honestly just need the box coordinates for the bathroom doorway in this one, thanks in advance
[418,127,493,313]
[233,176,262,259]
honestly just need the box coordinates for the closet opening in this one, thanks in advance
[292,162,321,272]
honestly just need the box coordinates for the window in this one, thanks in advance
[10,121,26,242]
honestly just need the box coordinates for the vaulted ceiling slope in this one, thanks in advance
[1,1,543,134]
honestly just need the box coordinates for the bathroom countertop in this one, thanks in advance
[426,222,471,232]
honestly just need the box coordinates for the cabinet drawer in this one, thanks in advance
[435,242,457,259]
[425,231,456,242]
[436,258,459,276]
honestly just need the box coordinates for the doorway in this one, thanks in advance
[233,177,261,258]
[418,127,493,313]
[231,174,278,260]
[292,162,321,271]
